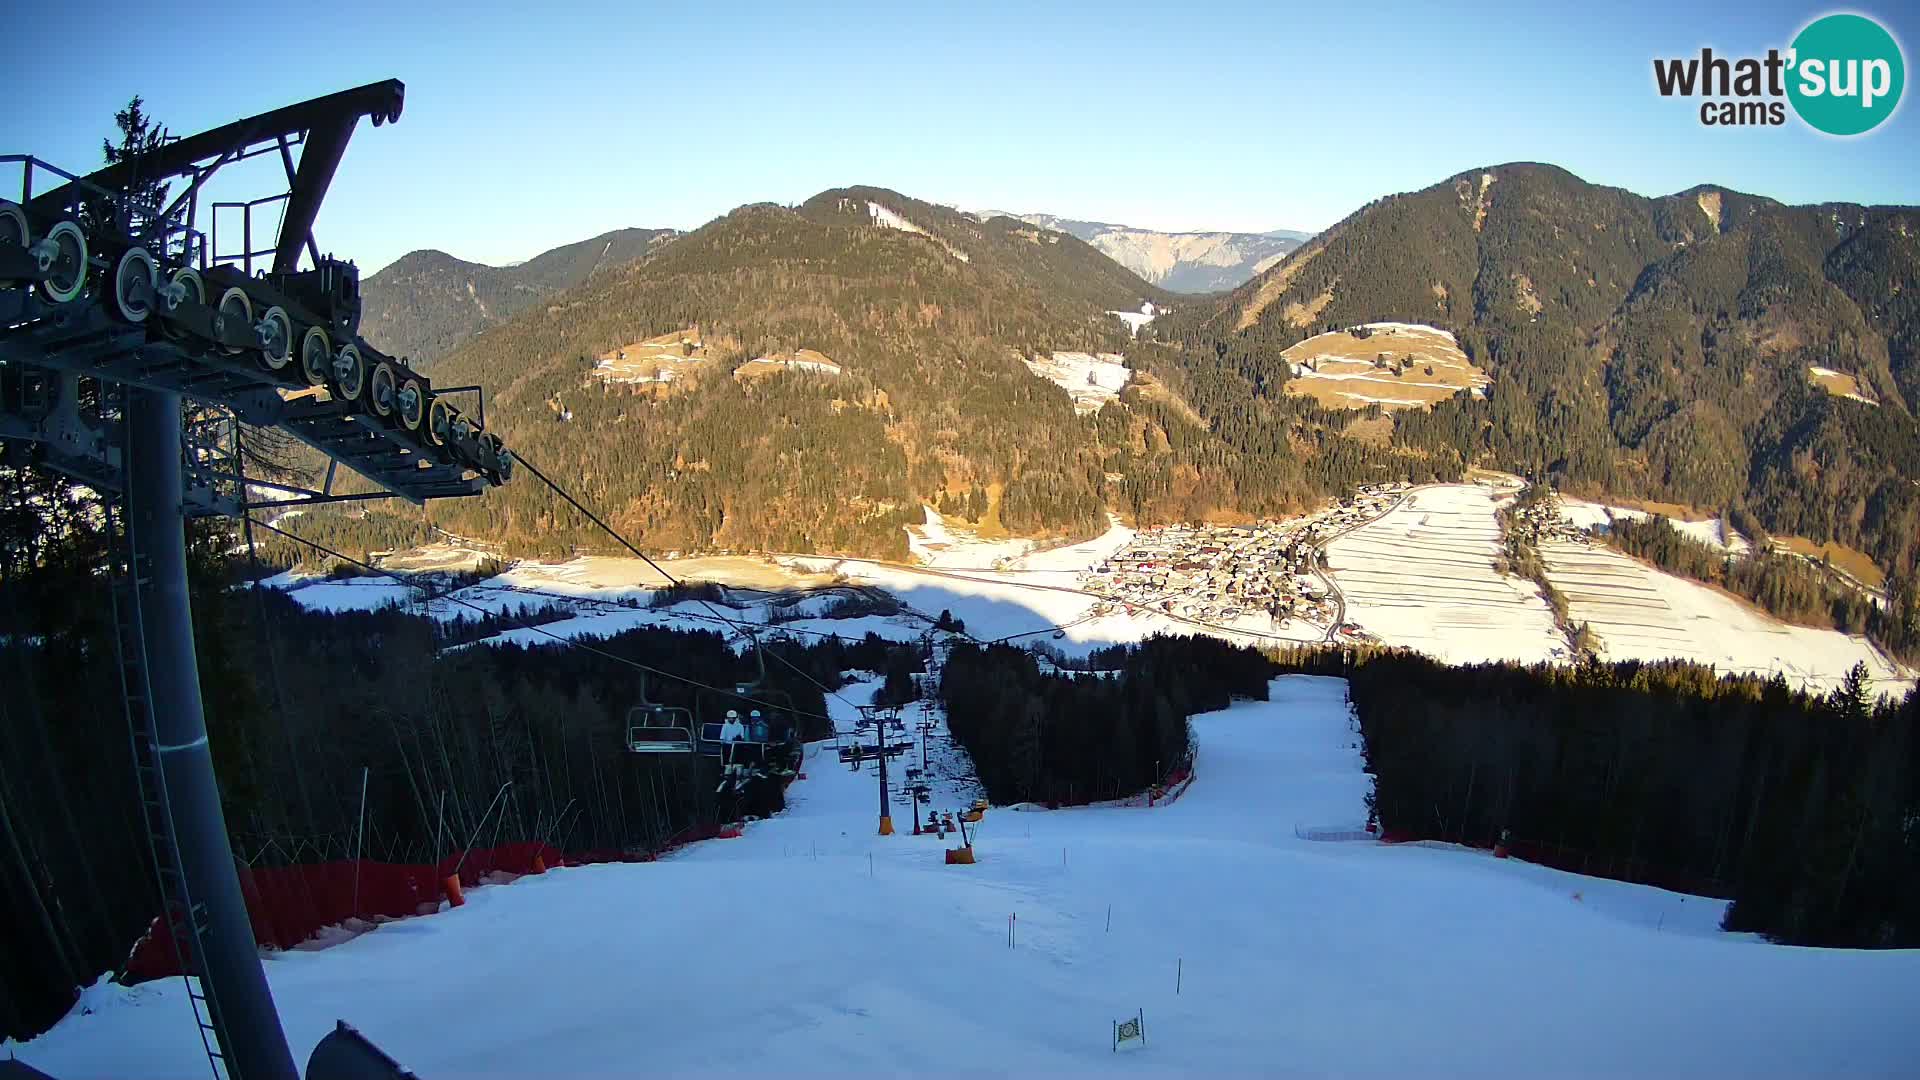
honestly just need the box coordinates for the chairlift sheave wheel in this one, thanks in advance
[426,396,454,446]
[216,287,253,355]
[257,306,294,370]
[0,201,28,255]
[332,343,368,403]
[299,326,332,387]
[112,247,158,323]
[159,267,205,340]
[367,362,398,419]
[479,431,505,470]
[37,221,88,304]
[396,378,426,431]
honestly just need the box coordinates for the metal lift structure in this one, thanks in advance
[1,80,510,1080]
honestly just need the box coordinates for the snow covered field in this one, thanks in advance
[1325,484,1565,665]
[17,675,1918,1077]
[262,479,1910,692]
[253,571,425,613]
[1106,301,1157,337]
[1557,498,1751,554]
[1021,351,1132,413]
[903,506,1040,569]
[1541,538,1912,697]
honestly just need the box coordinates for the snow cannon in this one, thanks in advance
[945,845,975,865]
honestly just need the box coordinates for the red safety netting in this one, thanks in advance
[125,824,743,981]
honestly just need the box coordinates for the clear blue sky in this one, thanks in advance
[5,1,1916,274]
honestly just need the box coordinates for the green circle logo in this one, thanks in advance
[1788,14,1905,136]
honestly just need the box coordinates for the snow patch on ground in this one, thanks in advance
[257,575,426,613]
[1557,499,1750,554]
[906,507,1038,569]
[1022,351,1131,413]
[1106,301,1157,338]
[866,200,926,235]
[16,676,1919,1077]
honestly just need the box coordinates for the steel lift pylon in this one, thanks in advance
[2,80,510,1080]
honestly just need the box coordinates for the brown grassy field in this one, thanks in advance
[1774,536,1887,590]
[734,348,843,380]
[1806,365,1878,405]
[1280,323,1488,411]
[591,328,710,385]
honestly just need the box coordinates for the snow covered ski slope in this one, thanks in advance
[16,676,1918,1077]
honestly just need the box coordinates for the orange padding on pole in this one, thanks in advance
[879,816,895,836]
[532,854,547,874]
[443,875,465,907]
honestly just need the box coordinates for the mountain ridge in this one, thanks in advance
[979,210,1308,292]
[1152,160,1919,588]
[358,226,679,367]
[405,184,1271,559]
[299,166,1919,651]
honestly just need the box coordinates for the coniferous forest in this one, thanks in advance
[937,636,1273,805]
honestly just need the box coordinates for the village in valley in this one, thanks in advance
[1077,483,1411,634]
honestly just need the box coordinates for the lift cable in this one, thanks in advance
[244,516,840,726]
[506,450,864,712]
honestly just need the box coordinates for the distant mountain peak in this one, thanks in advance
[976,211,1312,293]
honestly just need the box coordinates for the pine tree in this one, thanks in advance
[100,96,171,242]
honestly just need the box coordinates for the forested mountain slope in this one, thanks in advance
[379,187,1430,560]
[1143,163,1920,601]
[358,227,678,366]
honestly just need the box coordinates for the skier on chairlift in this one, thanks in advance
[719,709,747,742]
[748,708,769,743]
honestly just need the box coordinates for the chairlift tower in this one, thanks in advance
[2,81,511,1080]
[848,704,911,836]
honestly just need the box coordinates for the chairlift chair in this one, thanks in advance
[624,674,696,754]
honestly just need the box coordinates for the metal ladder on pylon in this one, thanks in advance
[106,494,233,1080]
